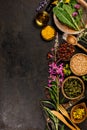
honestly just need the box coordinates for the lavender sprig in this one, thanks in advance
[36,0,48,12]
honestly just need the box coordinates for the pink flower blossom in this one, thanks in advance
[48,75,56,81]
[72,12,78,17]
[47,53,53,59]
[51,48,54,51]
[48,62,64,87]
[74,4,80,9]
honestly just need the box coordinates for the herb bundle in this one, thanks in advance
[53,0,85,31]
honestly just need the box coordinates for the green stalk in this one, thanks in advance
[43,107,59,130]
[78,9,85,28]
[55,77,59,130]
[64,7,80,30]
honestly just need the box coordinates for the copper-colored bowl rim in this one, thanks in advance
[53,14,86,34]
[70,53,87,76]
[70,102,87,123]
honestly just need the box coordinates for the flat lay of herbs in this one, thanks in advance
[35,0,87,130]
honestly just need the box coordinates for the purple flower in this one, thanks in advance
[48,62,64,87]
[51,48,54,51]
[72,12,78,17]
[47,52,53,59]
[36,0,47,12]
[49,62,58,70]
[49,75,56,81]
[74,4,80,9]
[48,75,56,87]
[48,83,52,87]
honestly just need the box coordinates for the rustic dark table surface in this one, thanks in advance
[0,0,87,130]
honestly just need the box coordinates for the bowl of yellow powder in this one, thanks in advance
[41,25,56,41]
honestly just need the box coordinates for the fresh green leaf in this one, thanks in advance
[70,0,77,5]
[43,107,59,130]
[63,64,71,76]
[42,100,56,109]
[63,3,75,14]
[60,125,65,130]
[45,85,59,106]
[53,6,77,30]
[62,4,80,30]
[82,75,87,81]
[60,97,65,104]
[78,8,85,28]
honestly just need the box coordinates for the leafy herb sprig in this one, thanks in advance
[53,0,85,30]
[78,28,87,44]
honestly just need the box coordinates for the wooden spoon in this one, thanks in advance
[58,104,80,130]
[77,0,87,9]
[66,35,87,53]
[51,110,76,130]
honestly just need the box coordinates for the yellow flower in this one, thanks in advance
[52,0,58,5]
[64,0,70,3]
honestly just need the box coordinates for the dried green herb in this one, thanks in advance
[64,78,83,98]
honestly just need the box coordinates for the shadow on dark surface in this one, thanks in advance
[0,0,53,130]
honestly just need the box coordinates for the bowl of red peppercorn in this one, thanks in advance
[57,43,75,61]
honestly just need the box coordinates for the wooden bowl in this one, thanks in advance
[62,76,85,100]
[70,53,87,76]
[70,102,87,123]
[53,7,87,34]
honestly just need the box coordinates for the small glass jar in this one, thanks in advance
[35,11,49,27]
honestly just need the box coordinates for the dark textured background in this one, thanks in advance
[0,0,87,130]
[0,0,52,130]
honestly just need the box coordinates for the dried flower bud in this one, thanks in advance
[74,4,80,9]
[72,12,78,17]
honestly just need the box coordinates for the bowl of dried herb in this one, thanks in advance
[62,76,85,100]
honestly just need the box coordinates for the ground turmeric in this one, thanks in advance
[41,25,56,41]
